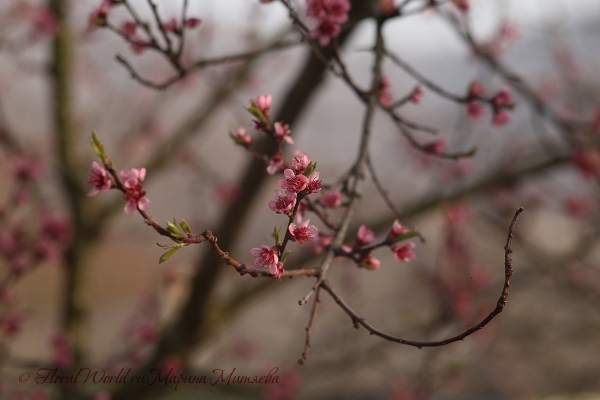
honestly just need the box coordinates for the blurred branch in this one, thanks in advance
[320,207,523,348]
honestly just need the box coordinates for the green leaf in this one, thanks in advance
[245,102,265,122]
[274,226,281,246]
[159,246,181,263]
[303,162,317,177]
[90,130,107,159]
[464,147,477,157]
[179,219,192,236]
[281,250,291,263]
[393,230,420,244]
[166,221,182,238]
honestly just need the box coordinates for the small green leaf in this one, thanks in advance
[166,221,182,238]
[245,102,265,122]
[281,250,291,263]
[274,226,281,246]
[393,229,420,244]
[179,219,192,236]
[464,147,477,157]
[303,162,317,177]
[159,246,181,263]
[90,130,107,159]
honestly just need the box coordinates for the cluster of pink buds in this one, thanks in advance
[350,220,416,270]
[306,0,351,47]
[465,81,514,127]
[491,87,514,127]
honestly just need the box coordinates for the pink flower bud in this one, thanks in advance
[466,102,485,121]
[361,255,381,270]
[389,220,409,238]
[274,122,293,144]
[231,126,252,148]
[88,161,113,197]
[184,17,201,28]
[291,151,310,174]
[355,225,376,247]
[492,110,512,127]
[468,80,486,98]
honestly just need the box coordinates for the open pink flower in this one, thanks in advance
[88,161,113,196]
[120,168,151,215]
[274,122,294,144]
[355,225,376,247]
[278,169,308,194]
[393,242,416,262]
[272,262,285,280]
[268,190,297,214]
[389,219,409,238]
[292,151,310,174]
[249,245,279,271]
[289,219,318,244]
[319,189,341,208]
[306,171,322,194]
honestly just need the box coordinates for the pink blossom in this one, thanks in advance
[88,3,109,30]
[377,76,393,109]
[29,5,58,39]
[389,219,409,238]
[214,183,240,203]
[41,214,72,245]
[426,139,446,155]
[185,18,202,28]
[11,155,41,181]
[1,314,24,336]
[306,171,322,194]
[88,161,113,196]
[466,101,486,121]
[289,219,318,244]
[361,255,381,270]
[51,331,74,368]
[492,110,512,127]
[274,122,294,144]
[310,19,341,47]
[129,37,149,54]
[564,196,593,220]
[34,238,61,264]
[319,189,341,208]
[231,126,252,148]
[572,149,600,179]
[120,167,151,215]
[269,190,297,214]
[307,0,351,24]
[160,355,182,376]
[272,262,285,280]
[411,87,423,104]
[138,324,159,343]
[278,169,308,194]
[162,18,180,33]
[468,80,486,98]
[379,0,398,15]
[355,225,376,247]
[312,233,333,254]
[451,0,469,12]
[249,245,279,271]
[267,153,284,175]
[291,151,310,174]
[121,21,137,38]
[253,94,272,118]
[392,242,416,262]
[94,391,112,400]
[492,88,513,108]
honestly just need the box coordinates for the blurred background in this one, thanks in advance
[0,0,599,399]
